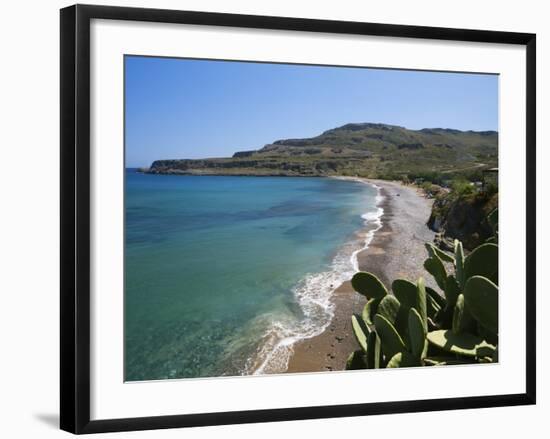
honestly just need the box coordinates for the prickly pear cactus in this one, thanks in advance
[346,218,498,371]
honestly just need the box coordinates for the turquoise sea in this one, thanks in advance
[125,171,380,381]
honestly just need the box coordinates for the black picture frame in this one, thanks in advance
[60,4,536,434]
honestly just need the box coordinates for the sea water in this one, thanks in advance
[125,171,381,381]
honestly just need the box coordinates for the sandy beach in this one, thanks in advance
[286,179,436,373]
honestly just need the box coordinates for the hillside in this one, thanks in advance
[145,123,498,178]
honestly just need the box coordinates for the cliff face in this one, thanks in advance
[428,190,498,251]
[146,122,498,178]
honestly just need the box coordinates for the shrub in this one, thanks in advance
[450,178,475,197]
[483,182,498,197]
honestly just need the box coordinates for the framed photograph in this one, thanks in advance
[60,4,536,434]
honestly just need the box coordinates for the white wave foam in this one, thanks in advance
[248,181,385,375]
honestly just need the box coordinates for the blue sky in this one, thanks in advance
[125,56,498,168]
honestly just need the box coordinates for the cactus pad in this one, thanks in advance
[427,329,496,357]
[464,243,498,284]
[351,314,369,352]
[464,275,498,335]
[408,307,427,359]
[374,314,407,359]
[351,272,388,299]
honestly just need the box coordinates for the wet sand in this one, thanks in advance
[286,179,436,373]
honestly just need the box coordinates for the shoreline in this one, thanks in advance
[285,179,436,373]
[247,178,384,376]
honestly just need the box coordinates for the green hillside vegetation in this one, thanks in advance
[145,123,498,179]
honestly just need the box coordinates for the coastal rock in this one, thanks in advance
[428,192,497,250]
